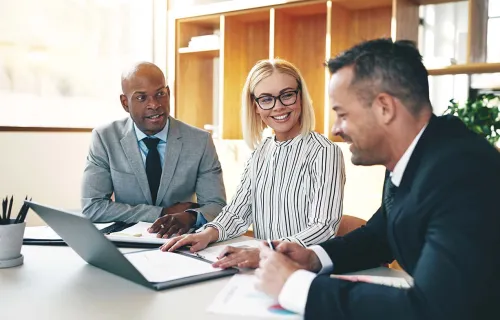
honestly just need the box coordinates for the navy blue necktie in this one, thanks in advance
[383,176,398,215]
[143,137,162,204]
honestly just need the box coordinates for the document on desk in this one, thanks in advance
[207,274,302,319]
[188,239,263,262]
[106,222,194,245]
[24,223,114,240]
[124,249,221,282]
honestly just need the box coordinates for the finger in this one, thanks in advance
[190,239,208,253]
[163,226,180,239]
[254,267,262,279]
[213,254,244,269]
[156,217,173,238]
[160,236,182,252]
[149,218,164,233]
[276,241,297,253]
[217,246,237,259]
[259,245,273,260]
[175,227,190,237]
[238,260,256,269]
[212,255,233,268]
[168,236,193,252]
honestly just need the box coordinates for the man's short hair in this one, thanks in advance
[326,38,431,115]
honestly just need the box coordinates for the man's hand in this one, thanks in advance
[148,202,200,238]
[212,246,260,269]
[255,245,301,298]
[264,241,322,272]
[161,202,199,216]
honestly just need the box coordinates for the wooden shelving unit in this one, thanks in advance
[168,0,497,141]
[428,63,500,76]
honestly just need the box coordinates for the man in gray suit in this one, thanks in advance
[81,62,226,238]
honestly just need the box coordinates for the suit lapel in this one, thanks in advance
[120,118,152,204]
[387,115,440,270]
[156,117,182,205]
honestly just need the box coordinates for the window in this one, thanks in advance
[0,0,156,128]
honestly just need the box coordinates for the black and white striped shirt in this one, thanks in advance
[206,131,345,247]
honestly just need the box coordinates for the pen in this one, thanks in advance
[267,239,275,251]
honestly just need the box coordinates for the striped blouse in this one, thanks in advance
[205,131,345,247]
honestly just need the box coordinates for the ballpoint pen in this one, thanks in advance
[267,238,275,251]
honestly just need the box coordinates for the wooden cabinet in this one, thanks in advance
[168,0,498,140]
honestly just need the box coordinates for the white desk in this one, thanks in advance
[0,239,410,320]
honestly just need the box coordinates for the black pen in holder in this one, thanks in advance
[0,196,31,225]
[0,195,30,268]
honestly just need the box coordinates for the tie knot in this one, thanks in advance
[143,137,160,150]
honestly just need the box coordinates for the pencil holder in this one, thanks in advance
[0,221,26,268]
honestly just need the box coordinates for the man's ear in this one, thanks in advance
[372,93,396,125]
[120,94,129,113]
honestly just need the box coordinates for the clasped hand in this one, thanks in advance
[254,241,322,298]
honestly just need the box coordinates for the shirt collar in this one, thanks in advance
[133,117,169,143]
[391,123,427,187]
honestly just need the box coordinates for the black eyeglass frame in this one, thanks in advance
[253,87,301,110]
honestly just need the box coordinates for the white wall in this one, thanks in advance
[0,133,384,227]
[0,131,92,226]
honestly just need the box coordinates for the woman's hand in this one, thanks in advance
[159,227,219,253]
[212,246,260,269]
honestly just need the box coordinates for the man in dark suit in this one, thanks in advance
[254,38,500,320]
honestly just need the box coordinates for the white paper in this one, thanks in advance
[191,239,263,262]
[330,274,412,288]
[105,222,194,245]
[109,222,158,238]
[124,249,221,282]
[24,223,114,240]
[208,274,302,319]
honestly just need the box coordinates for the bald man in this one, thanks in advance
[81,62,226,238]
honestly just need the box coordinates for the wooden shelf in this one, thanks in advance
[178,47,219,57]
[428,63,500,76]
[170,0,495,142]
[416,0,467,5]
[332,0,392,10]
[223,9,271,139]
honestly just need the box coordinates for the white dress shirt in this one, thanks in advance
[278,124,427,315]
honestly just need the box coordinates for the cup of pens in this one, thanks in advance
[0,196,30,268]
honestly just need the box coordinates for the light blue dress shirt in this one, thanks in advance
[133,119,207,228]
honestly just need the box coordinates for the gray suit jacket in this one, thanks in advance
[81,116,226,223]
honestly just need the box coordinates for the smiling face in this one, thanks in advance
[330,66,385,166]
[253,71,302,141]
[120,64,170,136]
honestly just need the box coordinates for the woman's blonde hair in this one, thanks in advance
[241,58,316,149]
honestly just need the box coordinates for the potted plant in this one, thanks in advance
[443,93,500,150]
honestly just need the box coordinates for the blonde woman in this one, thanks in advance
[162,58,345,269]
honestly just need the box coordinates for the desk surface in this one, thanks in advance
[0,239,409,320]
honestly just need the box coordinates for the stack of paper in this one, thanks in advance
[188,34,219,49]
[105,221,171,245]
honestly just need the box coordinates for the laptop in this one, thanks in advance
[26,201,238,290]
